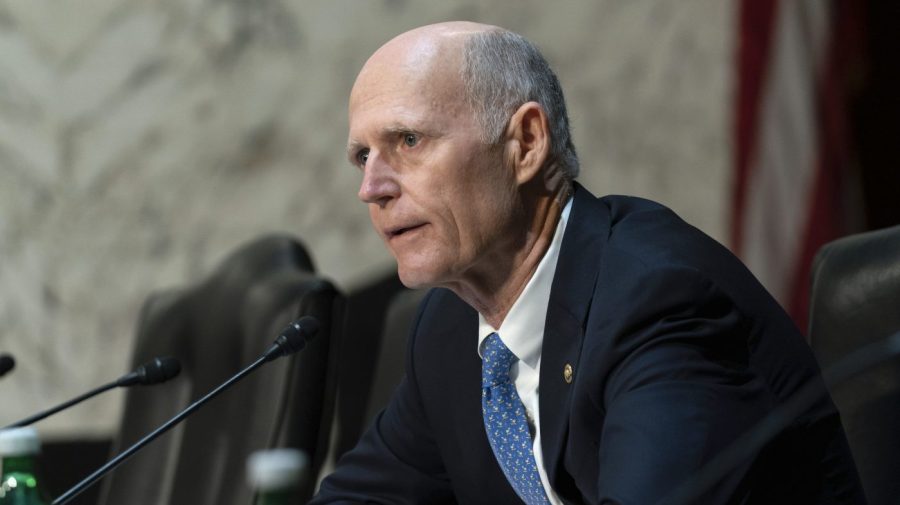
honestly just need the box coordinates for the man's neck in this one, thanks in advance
[448,189,567,328]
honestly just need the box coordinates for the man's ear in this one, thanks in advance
[504,101,551,185]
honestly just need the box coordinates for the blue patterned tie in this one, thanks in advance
[481,333,551,504]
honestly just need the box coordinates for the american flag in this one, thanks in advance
[731,0,863,334]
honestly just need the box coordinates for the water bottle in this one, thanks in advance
[0,428,49,505]
[246,448,307,505]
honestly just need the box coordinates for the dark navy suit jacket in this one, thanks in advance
[313,184,864,504]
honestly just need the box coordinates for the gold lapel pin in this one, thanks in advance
[563,363,574,384]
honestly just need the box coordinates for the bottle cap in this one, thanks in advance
[0,428,40,457]
[246,448,307,492]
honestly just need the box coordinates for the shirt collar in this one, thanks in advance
[477,196,573,369]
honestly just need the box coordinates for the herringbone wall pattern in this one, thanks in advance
[0,0,731,437]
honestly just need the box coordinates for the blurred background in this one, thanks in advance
[0,0,897,500]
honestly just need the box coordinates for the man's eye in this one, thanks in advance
[403,134,418,147]
[357,149,369,166]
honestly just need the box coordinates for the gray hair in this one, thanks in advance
[461,30,579,180]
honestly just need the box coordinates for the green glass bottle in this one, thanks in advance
[0,428,49,505]
[247,448,307,505]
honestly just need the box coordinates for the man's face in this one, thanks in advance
[347,46,520,289]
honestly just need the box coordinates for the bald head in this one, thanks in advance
[363,22,498,71]
[350,21,578,187]
[351,22,494,118]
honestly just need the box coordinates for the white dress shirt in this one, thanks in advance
[477,197,572,504]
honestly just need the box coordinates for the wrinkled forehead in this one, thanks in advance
[347,44,474,150]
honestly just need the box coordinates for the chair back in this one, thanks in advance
[363,289,426,424]
[99,235,342,505]
[809,224,900,505]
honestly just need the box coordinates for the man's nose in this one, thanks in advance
[358,153,400,207]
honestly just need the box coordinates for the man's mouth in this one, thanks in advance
[386,223,426,239]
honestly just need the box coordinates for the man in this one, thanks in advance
[313,22,864,504]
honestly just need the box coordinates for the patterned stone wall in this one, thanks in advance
[0,0,733,437]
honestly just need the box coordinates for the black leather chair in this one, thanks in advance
[362,288,426,425]
[808,224,900,505]
[327,283,425,467]
[98,235,342,505]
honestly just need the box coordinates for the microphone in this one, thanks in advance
[115,357,182,387]
[4,357,181,429]
[0,354,15,378]
[52,316,321,505]
[264,316,320,361]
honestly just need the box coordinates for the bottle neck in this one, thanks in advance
[2,455,37,475]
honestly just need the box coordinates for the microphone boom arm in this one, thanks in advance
[51,315,318,505]
[52,354,269,505]
[4,382,118,430]
[3,357,179,430]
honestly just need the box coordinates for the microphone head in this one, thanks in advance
[0,354,15,377]
[138,357,181,385]
[265,316,320,361]
[117,357,181,387]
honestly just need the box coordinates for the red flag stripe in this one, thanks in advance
[732,0,780,254]
[787,0,863,334]
[734,0,834,331]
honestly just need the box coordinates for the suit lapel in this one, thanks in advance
[540,183,610,493]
